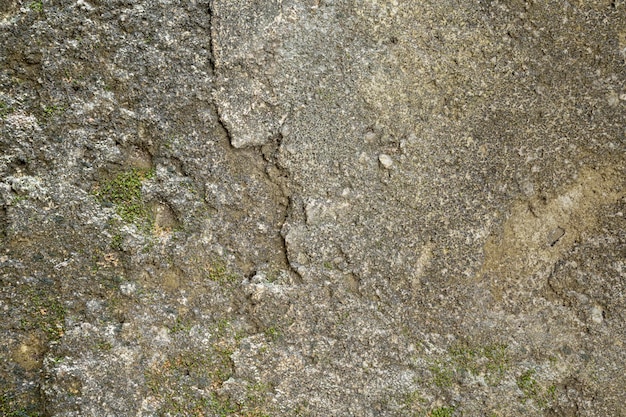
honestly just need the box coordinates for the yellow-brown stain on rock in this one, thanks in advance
[12,333,46,371]
[152,202,179,235]
[480,165,624,301]
[412,241,434,288]
[161,268,182,291]
[138,267,182,292]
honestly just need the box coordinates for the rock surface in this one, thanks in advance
[1,0,625,416]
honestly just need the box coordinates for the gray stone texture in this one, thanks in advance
[1,0,624,416]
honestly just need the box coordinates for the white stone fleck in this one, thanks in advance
[120,282,136,296]
[379,154,393,169]
[607,91,620,107]
[591,305,604,324]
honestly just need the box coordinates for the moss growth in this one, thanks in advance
[517,369,538,400]
[28,1,43,13]
[428,343,510,389]
[11,195,27,204]
[110,234,124,251]
[42,104,63,116]
[19,286,66,341]
[143,317,275,417]
[429,361,454,388]
[263,326,281,342]
[449,343,509,385]
[206,259,239,284]
[95,340,113,352]
[94,169,154,228]
[482,344,509,377]
[0,392,41,417]
[0,101,12,118]
[144,348,234,415]
[169,316,194,334]
[144,348,273,416]
[241,382,273,416]
[293,401,311,416]
[430,406,455,417]
[265,268,281,283]
[402,390,427,415]
[144,318,235,413]
[516,369,555,408]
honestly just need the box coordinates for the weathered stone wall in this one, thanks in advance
[1,1,624,416]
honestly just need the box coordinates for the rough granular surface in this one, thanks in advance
[1,1,624,416]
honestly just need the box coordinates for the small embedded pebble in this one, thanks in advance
[364,131,377,142]
[591,305,604,324]
[547,227,565,247]
[379,154,393,169]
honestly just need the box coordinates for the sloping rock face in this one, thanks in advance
[1,1,625,416]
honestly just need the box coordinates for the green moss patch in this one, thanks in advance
[0,392,41,417]
[430,406,455,417]
[94,169,154,228]
[19,286,66,341]
[516,369,556,408]
[143,318,275,416]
